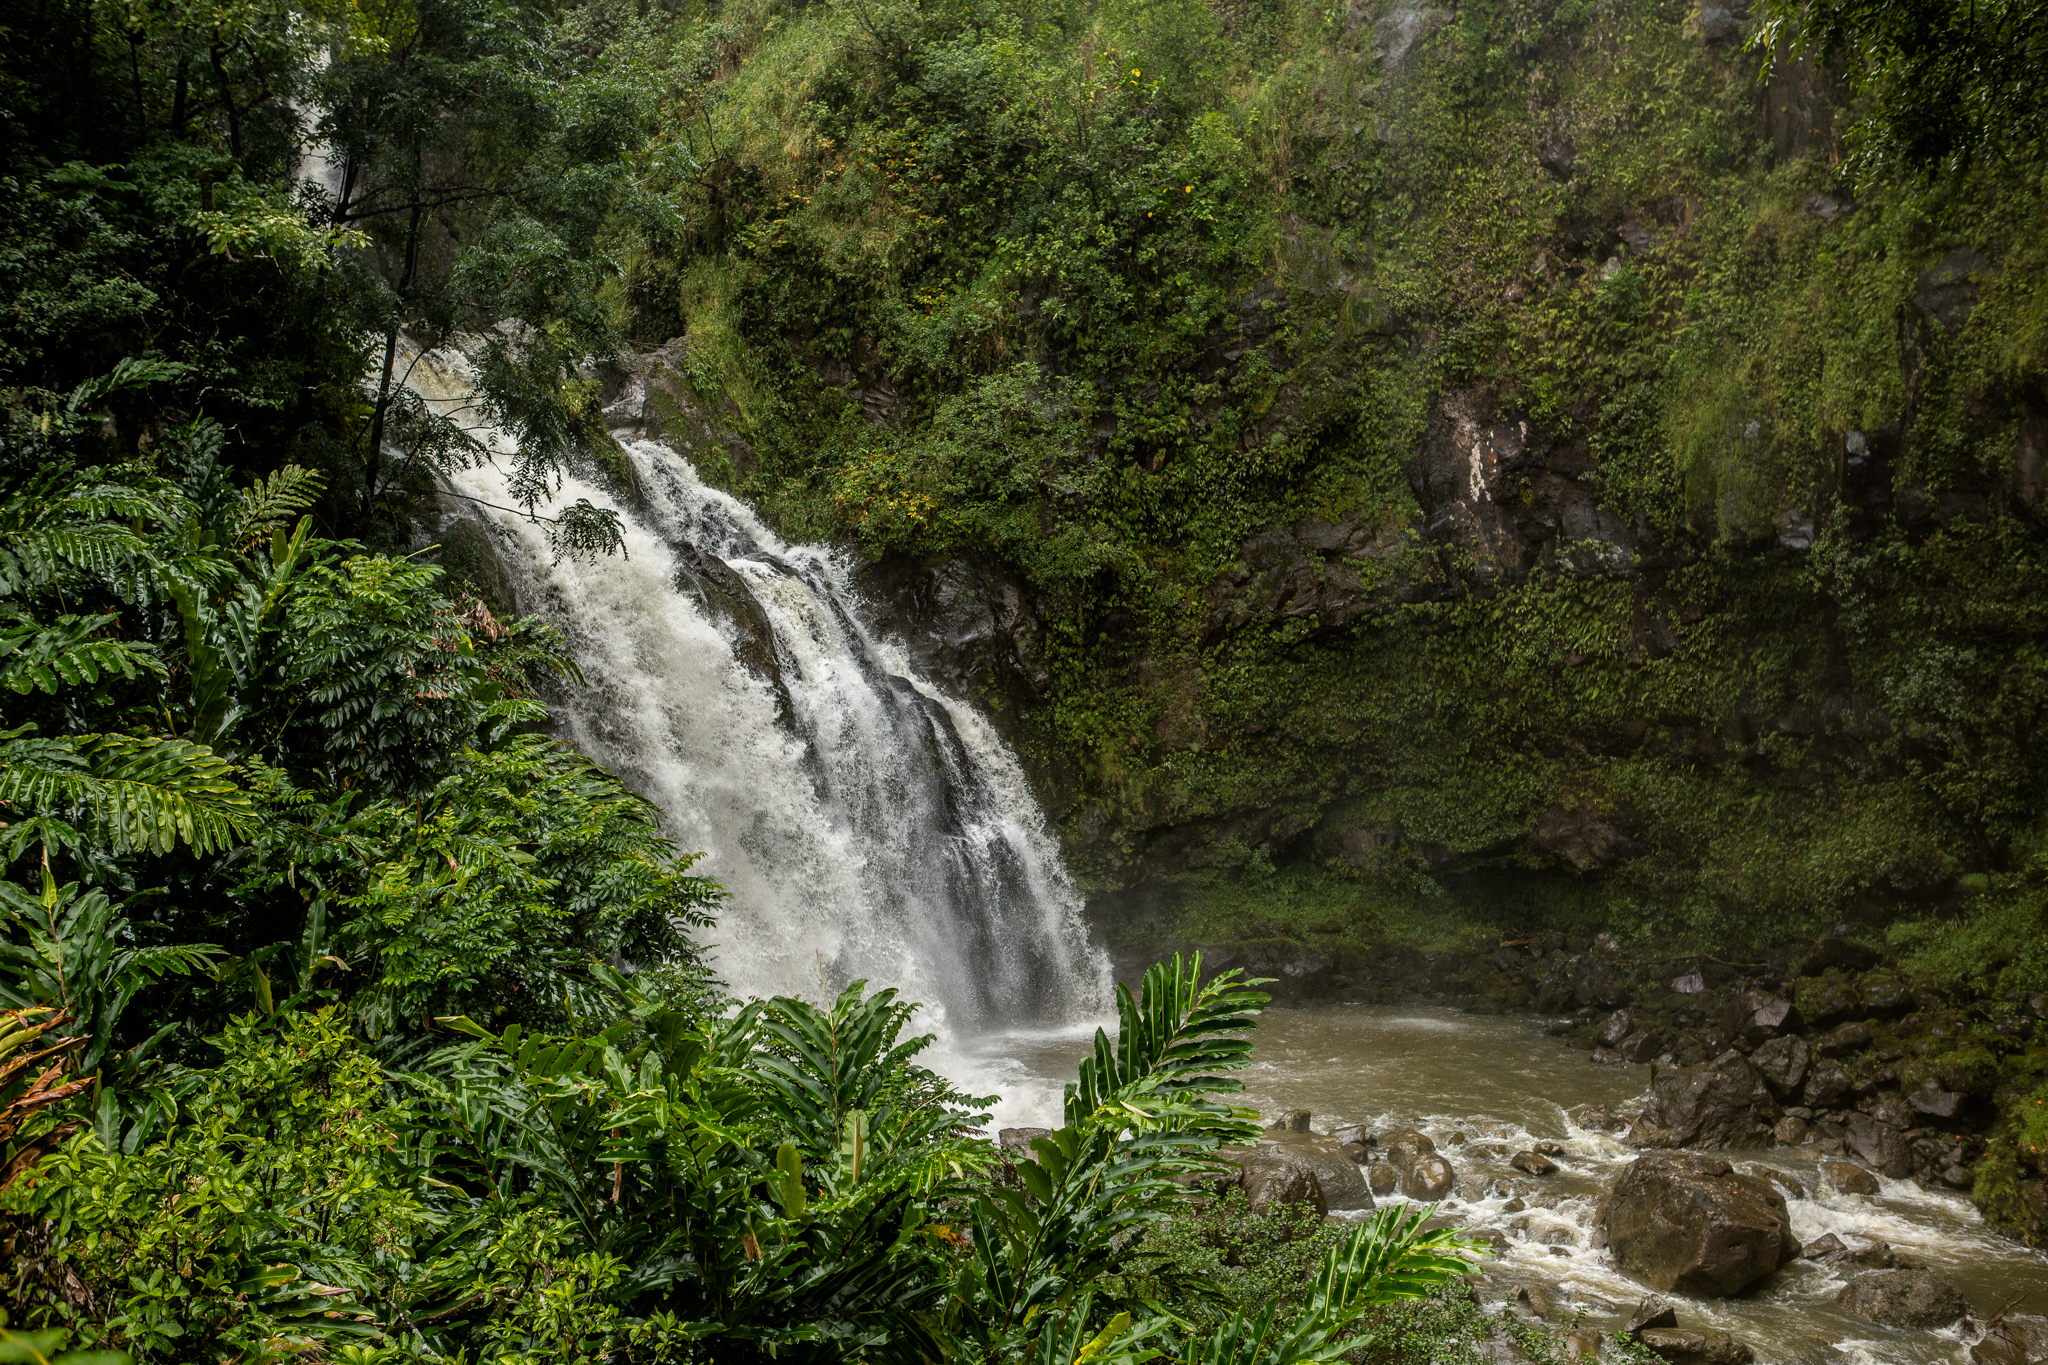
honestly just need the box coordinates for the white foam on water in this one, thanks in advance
[404,351,1111,1130]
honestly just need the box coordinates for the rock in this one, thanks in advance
[1800,924,1881,975]
[1381,1128,1437,1167]
[1799,1233,1844,1259]
[1467,1227,1511,1253]
[1571,953,1629,1009]
[1598,1153,1800,1296]
[1797,973,1863,1027]
[1836,1268,1969,1328]
[1772,1115,1810,1146]
[1638,1328,1756,1365]
[1623,1030,1667,1063]
[1270,1109,1313,1134]
[1831,1239,1903,1270]
[1231,1130,1374,1210]
[1639,1051,1781,1148]
[1804,1060,1854,1109]
[1844,1112,1914,1179]
[1972,1323,2031,1365]
[1859,972,1911,1015]
[1366,1162,1399,1196]
[1401,1154,1457,1200]
[1511,1284,1561,1319]
[1697,0,1743,40]
[1533,1140,1566,1156]
[1564,1329,1604,1359]
[999,1127,1051,1153]
[1599,1010,1634,1048]
[1822,1160,1882,1195]
[1340,1141,1369,1163]
[1750,1035,1810,1097]
[1817,1021,1872,1058]
[1512,1151,1560,1176]
[1672,969,1706,994]
[1908,1079,1965,1119]
[1228,1154,1327,1219]
[1627,1294,1679,1334]
[1729,990,1799,1045]
[1329,1124,1373,1147]
[1577,1105,1631,1132]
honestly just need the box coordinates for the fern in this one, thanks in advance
[0,728,256,856]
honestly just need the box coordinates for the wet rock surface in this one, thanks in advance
[1836,1268,1970,1328]
[1636,1052,1781,1149]
[1598,1153,1800,1295]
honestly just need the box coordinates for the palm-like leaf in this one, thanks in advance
[0,729,256,856]
[0,611,164,694]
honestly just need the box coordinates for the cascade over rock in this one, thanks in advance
[414,354,1112,1077]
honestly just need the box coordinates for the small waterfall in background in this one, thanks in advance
[408,353,1111,1121]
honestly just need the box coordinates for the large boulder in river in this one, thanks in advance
[1835,1268,1968,1328]
[1636,1051,1780,1149]
[1638,1328,1756,1365]
[1223,1131,1372,1211]
[1597,1153,1800,1296]
[1376,1128,1454,1200]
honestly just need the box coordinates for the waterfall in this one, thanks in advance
[408,352,1111,1118]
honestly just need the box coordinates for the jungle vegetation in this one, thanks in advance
[1,0,2047,1345]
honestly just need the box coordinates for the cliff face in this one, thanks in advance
[614,0,2048,1215]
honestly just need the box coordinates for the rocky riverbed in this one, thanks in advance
[979,1004,2048,1365]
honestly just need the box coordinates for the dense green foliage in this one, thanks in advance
[601,0,2048,967]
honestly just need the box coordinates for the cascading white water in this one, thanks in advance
[406,352,1111,1119]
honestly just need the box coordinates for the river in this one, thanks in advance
[975,1004,2048,1365]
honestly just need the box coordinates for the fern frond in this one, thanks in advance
[0,731,255,855]
[224,465,326,547]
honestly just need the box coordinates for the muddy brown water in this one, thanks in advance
[967,1004,2048,1365]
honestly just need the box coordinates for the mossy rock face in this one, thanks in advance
[1859,972,1912,1016]
[434,517,518,618]
[1796,971,1864,1027]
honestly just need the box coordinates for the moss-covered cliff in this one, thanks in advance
[614,0,2046,955]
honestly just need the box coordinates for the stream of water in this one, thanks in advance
[986,1007,2048,1365]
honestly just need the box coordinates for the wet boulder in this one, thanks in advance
[1512,1150,1560,1176]
[1571,953,1629,1009]
[1233,1149,1325,1214]
[1401,1153,1457,1200]
[1230,1130,1373,1210]
[1622,1030,1667,1063]
[1598,1010,1634,1048]
[1381,1128,1437,1168]
[1804,1059,1854,1109]
[1597,1153,1800,1296]
[1638,1051,1781,1149]
[1749,1035,1810,1097]
[1821,1160,1880,1195]
[1816,1021,1872,1059]
[1843,1112,1914,1179]
[1858,971,1911,1016]
[1836,1268,1968,1328]
[1366,1161,1399,1196]
[1626,1294,1678,1334]
[1638,1328,1756,1365]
